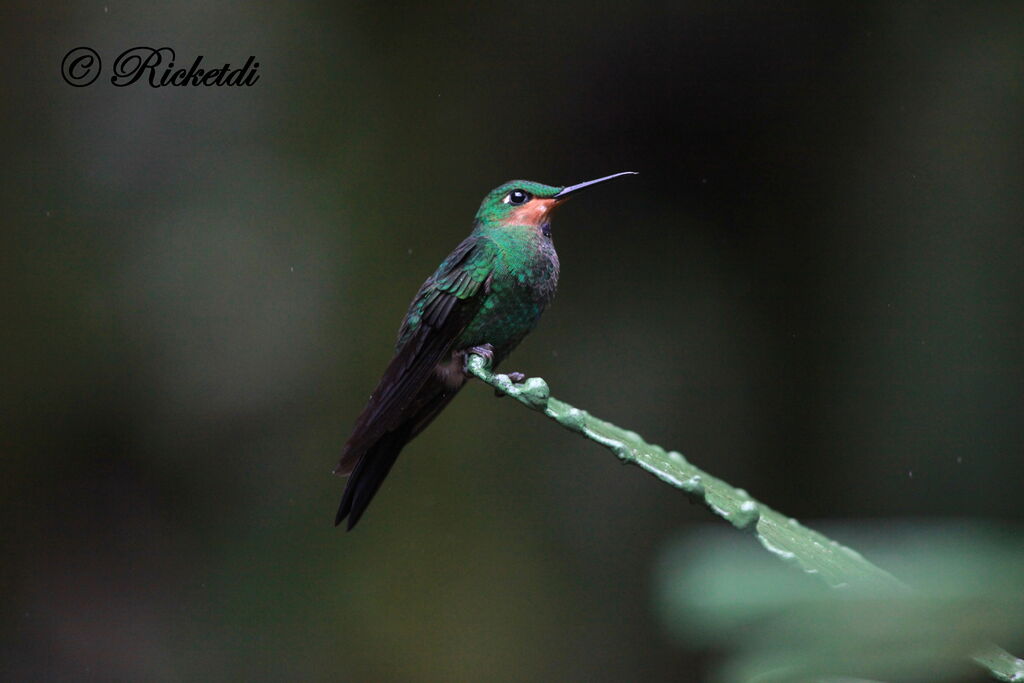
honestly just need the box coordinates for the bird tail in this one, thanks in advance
[334,424,412,530]
[333,376,463,531]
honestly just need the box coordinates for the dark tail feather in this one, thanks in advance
[335,425,411,530]
[334,378,464,531]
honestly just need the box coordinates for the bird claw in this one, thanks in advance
[494,371,527,397]
[463,344,526,397]
[467,343,495,361]
[464,343,495,374]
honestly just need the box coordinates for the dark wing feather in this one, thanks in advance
[333,236,495,528]
[340,236,494,452]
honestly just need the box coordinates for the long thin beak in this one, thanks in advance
[553,171,638,200]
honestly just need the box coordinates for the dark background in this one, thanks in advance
[3,2,1022,681]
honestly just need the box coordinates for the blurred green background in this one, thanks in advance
[3,2,1023,681]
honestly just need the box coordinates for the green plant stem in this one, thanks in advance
[465,354,1024,682]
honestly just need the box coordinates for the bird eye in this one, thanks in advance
[504,189,531,205]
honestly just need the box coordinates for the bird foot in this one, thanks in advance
[463,344,526,397]
[495,371,526,398]
[464,343,495,374]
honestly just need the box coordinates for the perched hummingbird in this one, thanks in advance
[334,171,637,530]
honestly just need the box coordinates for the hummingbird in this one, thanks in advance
[334,171,637,530]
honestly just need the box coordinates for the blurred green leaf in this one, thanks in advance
[656,523,1024,682]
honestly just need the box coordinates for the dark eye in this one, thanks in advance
[506,189,531,205]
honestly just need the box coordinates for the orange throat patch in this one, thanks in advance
[502,198,558,227]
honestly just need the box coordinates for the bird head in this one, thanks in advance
[474,172,637,235]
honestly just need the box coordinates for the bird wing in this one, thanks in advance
[334,235,496,476]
